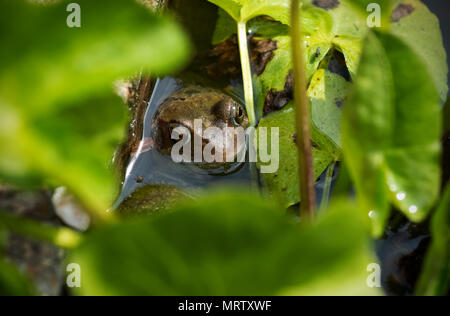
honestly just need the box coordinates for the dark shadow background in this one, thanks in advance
[423,0,450,93]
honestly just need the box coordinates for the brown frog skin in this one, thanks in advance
[152,86,249,168]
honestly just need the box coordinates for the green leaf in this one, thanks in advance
[117,185,192,216]
[0,220,35,296]
[257,103,340,207]
[0,0,191,214]
[342,31,441,236]
[309,69,350,148]
[255,6,336,118]
[212,10,289,45]
[256,68,347,207]
[248,16,290,38]
[256,0,447,113]
[0,259,35,296]
[208,0,291,24]
[344,0,392,21]
[0,211,82,249]
[70,190,379,295]
[415,185,450,296]
[390,0,448,103]
[255,2,370,117]
[306,0,370,77]
[212,8,238,44]
[312,0,448,102]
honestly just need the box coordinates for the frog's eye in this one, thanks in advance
[231,104,245,126]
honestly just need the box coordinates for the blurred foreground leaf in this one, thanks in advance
[0,259,35,296]
[342,31,441,236]
[0,0,191,215]
[212,10,289,45]
[415,185,450,296]
[0,223,35,296]
[70,190,378,295]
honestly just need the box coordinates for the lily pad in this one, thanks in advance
[256,69,347,207]
[257,104,340,207]
[390,0,448,103]
[342,31,441,236]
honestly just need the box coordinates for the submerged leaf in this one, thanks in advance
[70,190,378,295]
[342,31,441,235]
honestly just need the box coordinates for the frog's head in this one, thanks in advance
[152,86,249,167]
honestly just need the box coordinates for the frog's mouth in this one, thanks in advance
[156,120,247,167]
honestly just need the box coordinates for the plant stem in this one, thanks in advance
[320,161,336,211]
[237,21,256,126]
[291,0,316,220]
[0,211,83,249]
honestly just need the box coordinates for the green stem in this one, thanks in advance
[320,161,336,211]
[291,0,316,220]
[237,21,256,126]
[0,211,83,249]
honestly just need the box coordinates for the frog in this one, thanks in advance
[151,85,249,168]
[115,84,249,215]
